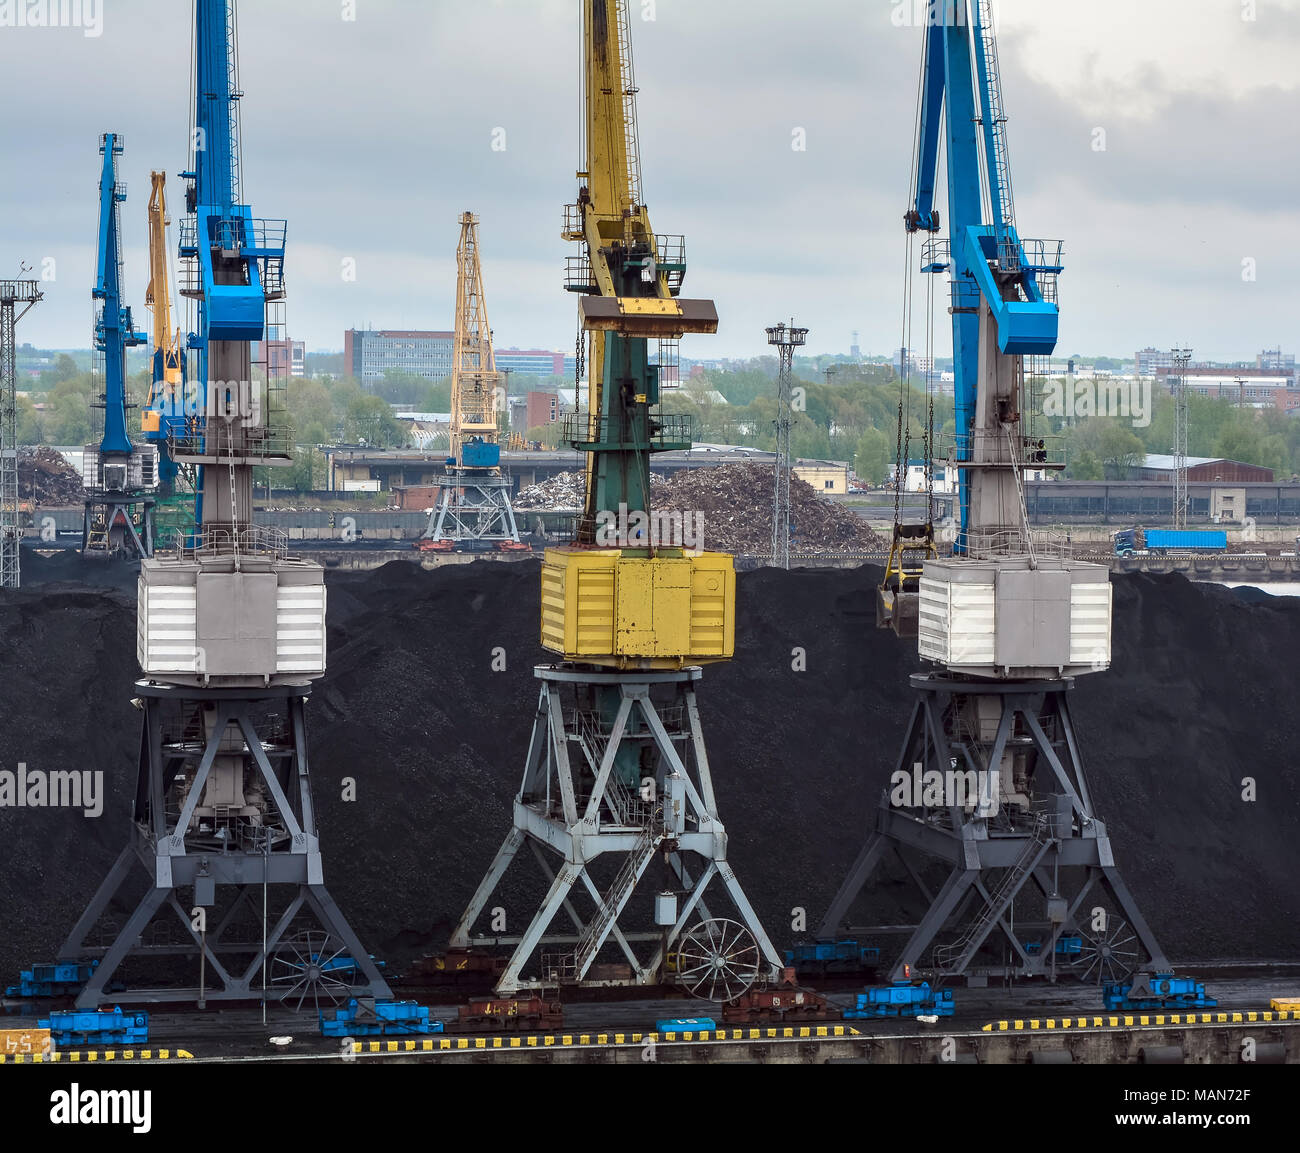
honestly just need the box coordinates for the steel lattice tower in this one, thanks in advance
[0,280,43,589]
[766,320,806,569]
[1171,347,1192,529]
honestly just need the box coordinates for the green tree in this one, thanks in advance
[1068,448,1104,480]
[854,427,892,484]
[1097,422,1146,478]
[53,353,78,382]
[16,395,43,445]
[344,394,404,448]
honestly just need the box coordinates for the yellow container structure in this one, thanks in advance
[540,547,734,668]
[1269,998,1300,1012]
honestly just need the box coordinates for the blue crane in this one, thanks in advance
[83,132,153,558]
[177,0,285,531]
[821,3,1166,986]
[93,134,147,459]
[904,0,1062,549]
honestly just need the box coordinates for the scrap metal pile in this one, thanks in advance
[655,463,886,556]
[18,448,83,506]
[512,471,590,510]
[513,463,884,556]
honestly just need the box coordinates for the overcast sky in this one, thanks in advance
[2,0,1299,363]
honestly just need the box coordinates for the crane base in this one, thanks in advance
[57,682,389,1010]
[819,675,1167,985]
[449,665,783,1000]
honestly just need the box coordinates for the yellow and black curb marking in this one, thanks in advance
[353,1023,860,1054]
[983,1010,1297,1033]
[1,1049,194,1064]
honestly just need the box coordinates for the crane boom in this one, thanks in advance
[142,171,190,502]
[564,0,717,547]
[145,173,184,395]
[905,2,1060,550]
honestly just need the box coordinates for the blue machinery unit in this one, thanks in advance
[1104,974,1217,1012]
[82,133,156,559]
[656,1017,718,1033]
[39,1007,149,1047]
[843,982,955,1020]
[785,940,881,975]
[320,999,443,1038]
[6,961,100,1000]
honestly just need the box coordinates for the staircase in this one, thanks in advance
[932,815,1052,974]
[575,713,653,826]
[569,822,659,979]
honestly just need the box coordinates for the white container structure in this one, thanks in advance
[137,553,326,687]
[918,556,1112,679]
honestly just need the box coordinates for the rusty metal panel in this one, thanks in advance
[1,1028,52,1057]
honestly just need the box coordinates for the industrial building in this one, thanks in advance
[1135,455,1274,484]
[493,349,576,377]
[344,329,455,381]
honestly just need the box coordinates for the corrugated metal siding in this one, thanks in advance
[1069,582,1112,669]
[139,584,199,675]
[276,584,327,674]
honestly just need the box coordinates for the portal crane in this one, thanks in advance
[141,171,197,548]
[420,213,524,551]
[820,0,1167,986]
[81,133,156,559]
[451,0,783,1003]
[61,0,388,1010]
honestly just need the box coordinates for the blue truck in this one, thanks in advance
[1113,528,1228,556]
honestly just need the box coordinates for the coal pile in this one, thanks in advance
[19,447,82,506]
[1,558,1298,986]
[657,462,887,554]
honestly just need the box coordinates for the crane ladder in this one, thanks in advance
[932,813,1053,973]
[570,822,659,979]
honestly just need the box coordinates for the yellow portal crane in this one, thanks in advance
[448,4,782,999]
[541,0,729,669]
[142,173,184,431]
[449,212,499,461]
[421,214,523,550]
